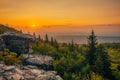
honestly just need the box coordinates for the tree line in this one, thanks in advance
[32,30,118,80]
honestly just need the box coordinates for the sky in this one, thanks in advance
[0,0,120,26]
[0,0,120,36]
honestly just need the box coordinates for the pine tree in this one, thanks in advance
[51,37,54,46]
[69,40,75,52]
[95,45,114,80]
[86,30,98,80]
[33,32,36,38]
[87,30,97,66]
[54,39,59,50]
[45,34,49,43]
[38,34,41,41]
[87,30,114,80]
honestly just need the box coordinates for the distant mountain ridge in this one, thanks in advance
[0,24,20,34]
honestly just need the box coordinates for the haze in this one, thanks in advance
[0,0,120,36]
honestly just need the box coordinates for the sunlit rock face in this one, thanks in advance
[23,54,54,70]
[0,62,63,80]
[0,32,36,55]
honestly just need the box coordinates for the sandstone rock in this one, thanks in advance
[4,66,15,72]
[0,37,5,51]
[0,32,36,55]
[23,54,54,70]
[30,69,45,76]
[0,32,36,42]
[56,76,63,80]
[0,32,63,80]
[0,63,63,80]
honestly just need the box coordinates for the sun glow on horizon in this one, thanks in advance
[0,0,120,31]
[31,24,36,28]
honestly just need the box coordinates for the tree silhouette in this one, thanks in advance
[38,34,41,41]
[51,37,54,46]
[87,30,97,66]
[54,39,59,50]
[33,32,36,38]
[45,34,49,43]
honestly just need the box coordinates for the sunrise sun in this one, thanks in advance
[31,24,36,28]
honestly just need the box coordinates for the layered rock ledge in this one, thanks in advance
[23,54,54,70]
[0,32,36,55]
[0,32,63,80]
[0,62,63,80]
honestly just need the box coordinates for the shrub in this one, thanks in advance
[0,48,24,65]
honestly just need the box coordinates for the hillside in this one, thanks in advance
[0,24,19,34]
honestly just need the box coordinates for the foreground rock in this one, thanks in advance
[0,62,63,80]
[0,32,63,80]
[23,54,54,70]
[0,32,36,55]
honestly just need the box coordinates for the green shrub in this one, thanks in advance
[0,48,24,65]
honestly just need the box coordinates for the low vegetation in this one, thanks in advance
[32,32,120,80]
[0,25,120,80]
[0,48,24,65]
[0,24,20,34]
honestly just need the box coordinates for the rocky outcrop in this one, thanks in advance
[0,32,63,80]
[0,32,36,55]
[0,62,63,80]
[23,54,54,70]
[0,37,6,51]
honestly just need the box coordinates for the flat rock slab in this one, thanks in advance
[23,54,54,70]
[0,32,36,42]
[0,63,63,80]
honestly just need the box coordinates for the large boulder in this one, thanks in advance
[23,54,54,70]
[0,32,36,55]
[0,63,63,80]
[0,37,5,51]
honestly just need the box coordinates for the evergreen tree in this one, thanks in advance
[95,45,114,80]
[87,30,114,80]
[54,39,59,50]
[51,37,54,46]
[69,40,75,52]
[38,34,41,41]
[87,30,97,66]
[45,34,49,43]
[33,32,36,38]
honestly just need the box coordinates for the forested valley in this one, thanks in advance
[32,30,120,80]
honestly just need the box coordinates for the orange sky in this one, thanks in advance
[0,0,120,28]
